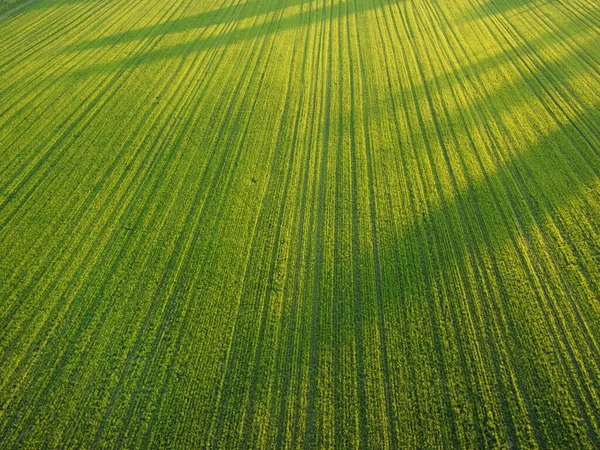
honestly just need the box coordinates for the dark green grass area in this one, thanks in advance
[0,0,30,14]
[0,0,599,447]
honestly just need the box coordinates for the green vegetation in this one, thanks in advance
[1,0,599,446]
[0,0,28,15]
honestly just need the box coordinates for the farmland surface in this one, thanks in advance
[1,0,600,447]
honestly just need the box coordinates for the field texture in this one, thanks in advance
[1,0,600,447]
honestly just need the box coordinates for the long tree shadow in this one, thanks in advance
[463,0,600,29]
[66,0,310,52]
[1,0,104,17]
[477,0,547,18]
[62,0,404,75]
[61,0,600,87]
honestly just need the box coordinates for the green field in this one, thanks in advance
[1,0,599,447]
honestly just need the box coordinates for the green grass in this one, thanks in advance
[1,0,599,447]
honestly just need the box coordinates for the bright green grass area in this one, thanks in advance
[1,0,599,447]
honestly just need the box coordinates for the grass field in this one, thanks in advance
[1,0,600,447]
